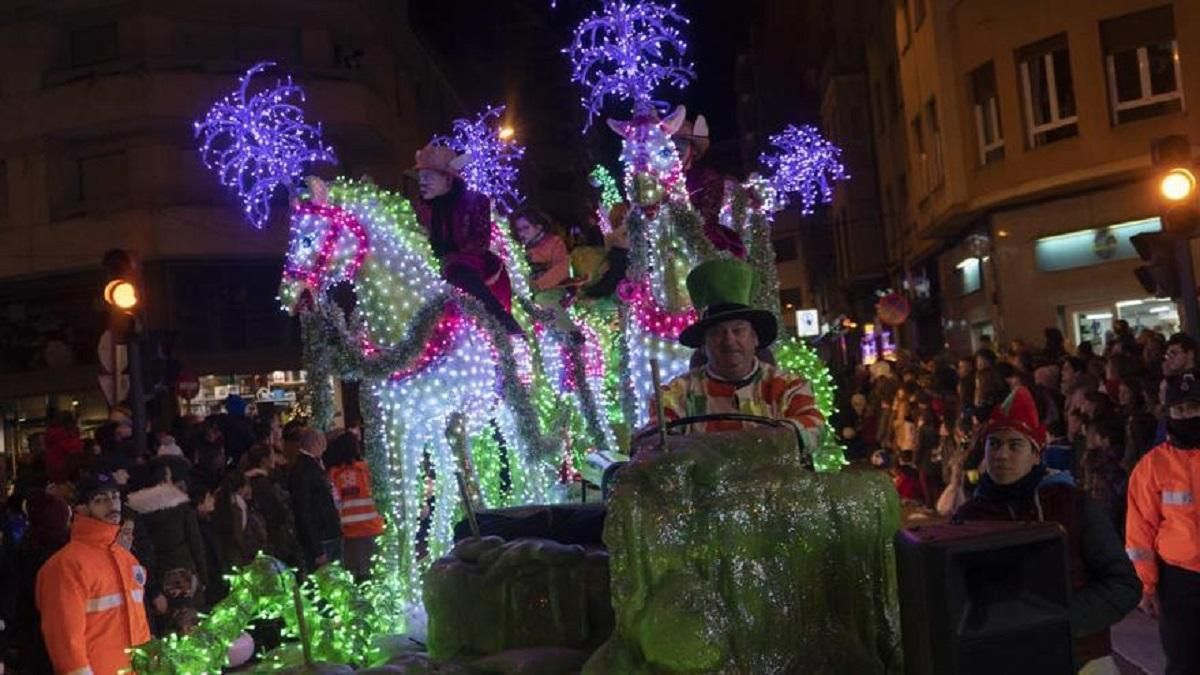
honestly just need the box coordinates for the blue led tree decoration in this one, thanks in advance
[195,61,337,228]
[565,0,695,128]
[759,124,848,216]
[436,105,526,213]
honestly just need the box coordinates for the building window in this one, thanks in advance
[774,237,798,262]
[910,114,926,194]
[971,62,1005,165]
[956,257,983,296]
[1017,34,1078,147]
[78,151,126,203]
[1100,5,1183,125]
[780,287,804,309]
[925,97,944,188]
[69,23,118,67]
[0,160,8,222]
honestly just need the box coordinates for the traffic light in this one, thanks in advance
[1132,232,1180,298]
[102,248,139,313]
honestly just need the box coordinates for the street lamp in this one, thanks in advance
[1160,167,1196,202]
[498,125,515,141]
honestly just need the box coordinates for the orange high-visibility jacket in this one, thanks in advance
[1125,441,1200,595]
[329,460,385,539]
[36,515,151,675]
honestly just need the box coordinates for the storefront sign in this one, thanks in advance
[795,309,820,337]
[1034,217,1161,272]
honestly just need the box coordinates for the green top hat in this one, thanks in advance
[679,259,778,348]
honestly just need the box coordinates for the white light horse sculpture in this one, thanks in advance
[278,178,555,600]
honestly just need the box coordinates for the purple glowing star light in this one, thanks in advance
[565,0,695,129]
[195,62,337,228]
[435,105,526,213]
[759,124,849,216]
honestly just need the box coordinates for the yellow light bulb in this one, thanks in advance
[1160,168,1196,202]
[104,279,139,310]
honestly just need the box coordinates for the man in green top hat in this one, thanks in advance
[649,259,824,449]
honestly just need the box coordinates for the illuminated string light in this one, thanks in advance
[759,124,848,216]
[435,105,525,213]
[195,62,336,228]
[565,0,695,127]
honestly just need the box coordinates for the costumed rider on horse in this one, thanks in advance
[648,259,825,452]
[412,143,524,335]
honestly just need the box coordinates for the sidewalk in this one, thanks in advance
[1112,610,1166,674]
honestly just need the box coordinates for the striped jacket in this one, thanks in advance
[1126,441,1200,595]
[650,361,825,449]
[329,461,386,539]
[36,515,150,675]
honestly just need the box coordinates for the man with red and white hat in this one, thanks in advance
[412,143,521,334]
[954,386,1139,674]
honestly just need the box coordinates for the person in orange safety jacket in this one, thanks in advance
[36,472,150,675]
[325,433,385,582]
[1126,369,1200,675]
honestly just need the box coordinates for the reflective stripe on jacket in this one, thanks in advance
[1125,441,1200,595]
[329,461,385,539]
[36,515,151,675]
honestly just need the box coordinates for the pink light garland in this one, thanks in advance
[284,202,371,291]
[390,304,465,381]
[618,279,695,339]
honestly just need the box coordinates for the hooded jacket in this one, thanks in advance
[125,483,208,588]
[954,465,1140,666]
[35,515,151,675]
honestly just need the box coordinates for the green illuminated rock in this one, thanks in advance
[585,427,903,674]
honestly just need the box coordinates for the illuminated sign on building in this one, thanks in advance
[1034,217,1162,272]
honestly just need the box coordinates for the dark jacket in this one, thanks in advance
[954,466,1140,666]
[126,483,209,588]
[287,453,342,567]
[213,491,268,572]
[245,468,304,566]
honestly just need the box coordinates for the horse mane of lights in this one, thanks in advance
[194,61,337,229]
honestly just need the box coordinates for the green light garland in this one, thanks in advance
[590,164,624,211]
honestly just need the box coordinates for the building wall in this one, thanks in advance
[893,0,1200,352]
[0,0,456,417]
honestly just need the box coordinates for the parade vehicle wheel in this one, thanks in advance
[603,414,811,498]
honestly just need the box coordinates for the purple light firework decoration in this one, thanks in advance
[195,62,337,228]
[565,0,695,128]
[436,105,525,212]
[759,124,848,215]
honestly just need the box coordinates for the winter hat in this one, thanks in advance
[225,394,247,417]
[156,435,184,457]
[981,386,1047,449]
[412,143,469,178]
[678,259,777,349]
[74,472,121,505]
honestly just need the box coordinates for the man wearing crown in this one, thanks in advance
[649,260,824,451]
[412,143,522,334]
[953,385,1138,673]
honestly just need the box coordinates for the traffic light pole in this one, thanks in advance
[1176,240,1200,339]
[127,316,148,457]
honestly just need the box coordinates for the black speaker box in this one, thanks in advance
[895,521,1075,675]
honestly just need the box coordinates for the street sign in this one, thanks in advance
[176,370,200,401]
[98,374,130,406]
[795,308,821,338]
[97,330,128,374]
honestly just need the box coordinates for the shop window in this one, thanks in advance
[774,237,798,262]
[1017,34,1078,147]
[69,23,118,67]
[1100,5,1183,125]
[971,62,1005,165]
[956,257,982,296]
[1033,217,1161,272]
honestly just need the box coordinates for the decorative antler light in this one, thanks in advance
[195,62,337,228]
[759,124,848,215]
[564,0,695,128]
[435,105,525,213]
